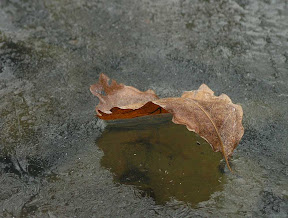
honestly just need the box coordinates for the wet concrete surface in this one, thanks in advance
[0,0,288,217]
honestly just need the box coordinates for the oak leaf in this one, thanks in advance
[90,73,244,171]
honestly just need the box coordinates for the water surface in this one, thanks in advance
[97,115,225,206]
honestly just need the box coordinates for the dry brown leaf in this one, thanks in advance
[90,73,244,171]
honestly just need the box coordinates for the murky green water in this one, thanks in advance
[97,115,225,206]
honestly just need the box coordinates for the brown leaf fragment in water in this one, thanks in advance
[90,73,244,171]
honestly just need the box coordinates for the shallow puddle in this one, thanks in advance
[97,115,226,206]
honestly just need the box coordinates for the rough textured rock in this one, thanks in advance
[0,0,287,217]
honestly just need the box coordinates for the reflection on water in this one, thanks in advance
[97,115,226,206]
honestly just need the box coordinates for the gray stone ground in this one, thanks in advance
[0,0,288,217]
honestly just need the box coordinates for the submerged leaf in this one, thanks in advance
[90,73,244,171]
